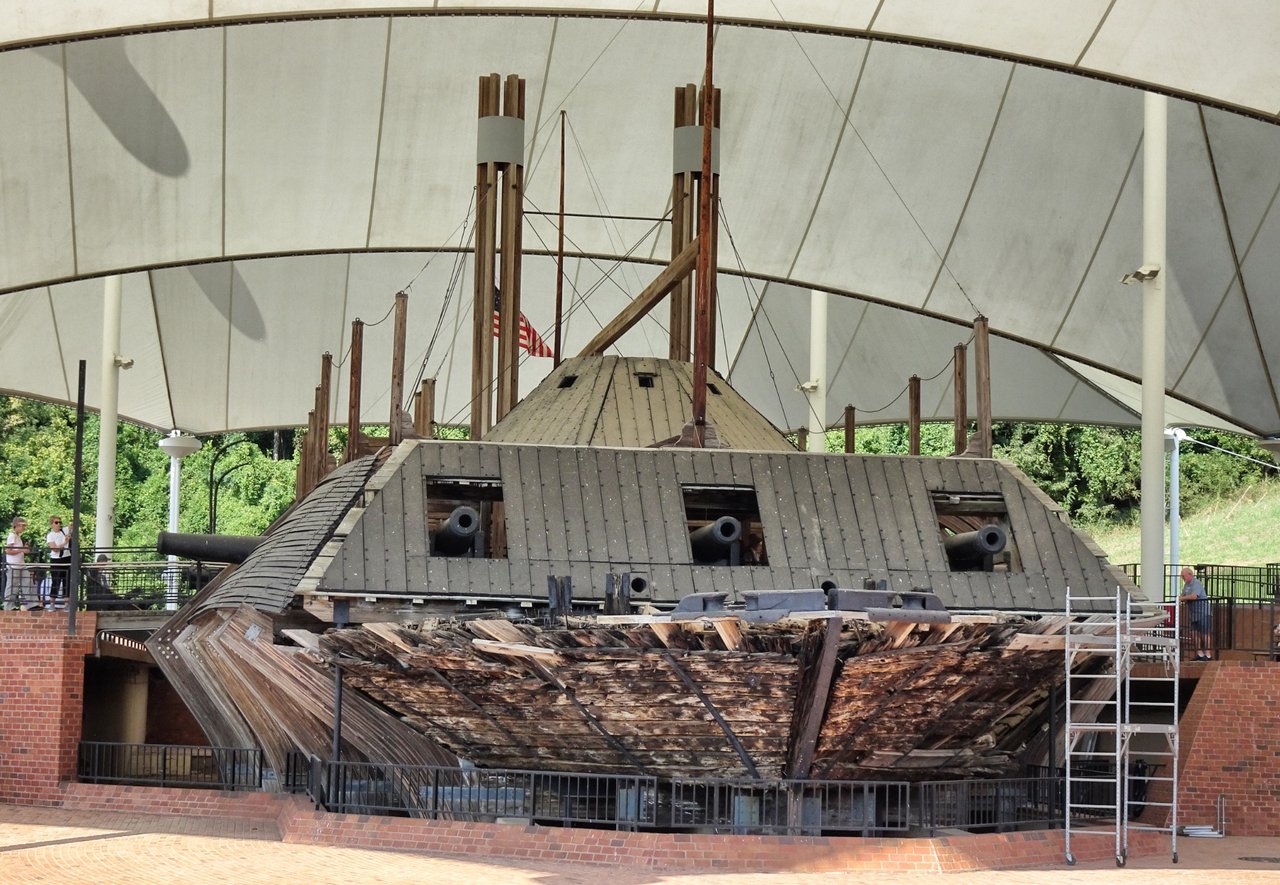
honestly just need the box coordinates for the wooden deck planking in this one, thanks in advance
[785,452,828,572]
[881,458,928,572]
[753,454,793,573]
[901,458,950,573]
[517,446,551,565]
[862,457,907,571]
[401,449,430,575]
[615,449,651,566]
[649,451,692,565]
[838,456,885,574]
[575,448,610,564]
[379,462,409,591]
[595,447,630,564]
[557,447,591,562]
[537,447,570,564]
[994,460,1065,604]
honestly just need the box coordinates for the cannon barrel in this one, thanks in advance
[432,505,481,556]
[689,516,742,564]
[157,531,263,564]
[943,525,1007,571]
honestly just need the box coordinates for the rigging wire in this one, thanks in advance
[767,0,983,320]
[721,195,969,427]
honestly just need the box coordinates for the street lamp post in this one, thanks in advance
[207,438,258,534]
[158,431,202,610]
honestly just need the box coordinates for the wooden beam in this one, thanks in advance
[661,649,760,779]
[786,617,842,779]
[577,236,699,356]
[972,315,992,457]
[472,638,564,663]
[496,74,525,421]
[317,352,332,480]
[389,291,408,446]
[953,343,967,456]
[471,73,501,440]
[345,320,363,463]
[908,374,921,456]
[844,404,855,453]
[669,84,697,361]
[414,378,435,438]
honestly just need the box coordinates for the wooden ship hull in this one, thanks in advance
[148,355,1134,784]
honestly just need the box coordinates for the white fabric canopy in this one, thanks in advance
[0,4,1275,436]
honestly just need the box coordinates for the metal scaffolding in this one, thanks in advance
[1064,588,1180,866]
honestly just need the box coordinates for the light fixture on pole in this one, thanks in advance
[159,430,202,610]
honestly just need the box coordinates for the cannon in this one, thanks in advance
[157,531,263,564]
[943,524,1007,571]
[689,516,742,565]
[432,505,481,556]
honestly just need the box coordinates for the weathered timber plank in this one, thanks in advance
[786,616,842,779]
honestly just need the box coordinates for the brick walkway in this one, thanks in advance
[2,805,1280,883]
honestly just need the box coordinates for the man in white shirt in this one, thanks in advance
[4,516,31,610]
[46,515,70,610]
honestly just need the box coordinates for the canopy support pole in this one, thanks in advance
[94,275,123,550]
[1140,92,1168,599]
[805,289,828,453]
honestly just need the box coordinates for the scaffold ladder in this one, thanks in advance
[1064,587,1179,866]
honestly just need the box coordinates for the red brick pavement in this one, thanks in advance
[4,803,1280,884]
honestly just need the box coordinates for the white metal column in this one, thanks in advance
[804,289,828,453]
[1139,92,1168,610]
[94,275,124,550]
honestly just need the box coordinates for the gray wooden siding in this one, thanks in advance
[319,441,1131,612]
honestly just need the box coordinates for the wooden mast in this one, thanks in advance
[472,73,526,436]
[690,0,715,441]
[471,75,500,440]
[496,74,526,422]
[388,291,408,447]
[345,320,363,463]
[970,315,992,457]
[669,84,697,361]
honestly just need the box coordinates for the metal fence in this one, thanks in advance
[1119,562,1280,657]
[91,746,1151,837]
[2,547,228,611]
[78,742,263,791]
[665,777,908,835]
[319,760,658,827]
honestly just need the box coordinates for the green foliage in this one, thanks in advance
[0,396,299,552]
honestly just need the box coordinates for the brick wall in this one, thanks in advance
[54,784,1162,872]
[59,782,288,821]
[0,612,95,805]
[275,803,1163,872]
[1165,661,1280,836]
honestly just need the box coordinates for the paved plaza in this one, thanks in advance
[2,805,1280,884]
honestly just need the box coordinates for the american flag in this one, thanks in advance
[493,288,553,357]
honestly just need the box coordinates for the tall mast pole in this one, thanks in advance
[691,0,714,440]
[555,110,566,368]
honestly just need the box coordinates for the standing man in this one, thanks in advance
[3,517,30,610]
[46,515,70,610]
[1179,566,1212,662]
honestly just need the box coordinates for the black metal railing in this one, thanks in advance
[85,745,1156,837]
[665,777,908,835]
[321,760,658,827]
[1119,562,1280,657]
[78,742,263,791]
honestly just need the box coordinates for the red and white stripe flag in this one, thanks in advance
[493,289,553,357]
